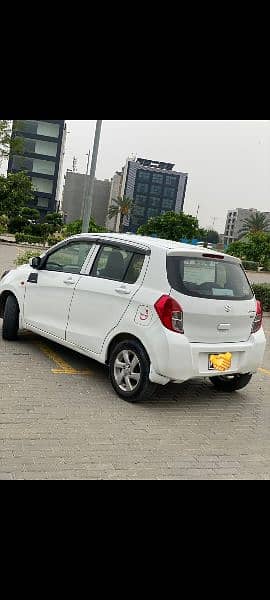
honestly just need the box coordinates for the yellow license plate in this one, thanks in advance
[208,353,232,372]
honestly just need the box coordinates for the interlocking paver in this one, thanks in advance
[0,242,270,480]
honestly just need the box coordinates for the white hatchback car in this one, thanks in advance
[0,233,266,403]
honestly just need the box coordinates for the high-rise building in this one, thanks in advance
[61,171,111,227]
[224,208,270,246]
[8,120,66,218]
[118,157,188,233]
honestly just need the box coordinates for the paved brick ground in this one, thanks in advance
[0,242,270,480]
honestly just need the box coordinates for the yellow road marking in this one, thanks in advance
[34,341,92,376]
[258,368,270,376]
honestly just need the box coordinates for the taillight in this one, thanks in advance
[251,300,263,334]
[154,295,184,334]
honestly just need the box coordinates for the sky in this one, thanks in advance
[62,120,270,232]
[2,120,269,232]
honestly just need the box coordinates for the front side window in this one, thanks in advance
[44,242,93,274]
[167,257,253,300]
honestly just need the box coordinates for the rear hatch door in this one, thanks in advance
[166,250,256,344]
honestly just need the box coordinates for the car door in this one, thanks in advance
[23,241,94,339]
[66,243,148,354]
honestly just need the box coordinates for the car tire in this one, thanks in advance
[2,295,19,341]
[109,339,157,403]
[209,373,253,392]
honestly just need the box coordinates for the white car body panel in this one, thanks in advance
[0,233,266,387]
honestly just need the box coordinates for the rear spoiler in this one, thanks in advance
[167,249,241,264]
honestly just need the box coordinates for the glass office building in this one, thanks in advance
[8,120,66,218]
[121,158,188,233]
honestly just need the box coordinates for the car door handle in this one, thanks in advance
[115,286,131,295]
[64,278,75,285]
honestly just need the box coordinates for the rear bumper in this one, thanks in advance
[149,328,266,384]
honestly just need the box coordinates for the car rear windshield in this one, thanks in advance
[167,256,254,300]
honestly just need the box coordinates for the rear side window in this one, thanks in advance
[167,256,253,300]
[91,245,145,283]
[124,254,145,284]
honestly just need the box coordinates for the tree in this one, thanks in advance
[239,212,270,237]
[45,212,64,232]
[0,120,23,162]
[64,218,107,237]
[206,229,220,244]
[137,211,200,241]
[107,196,134,233]
[227,232,270,268]
[0,214,8,234]
[0,171,35,217]
[226,240,248,259]
[21,207,40,222]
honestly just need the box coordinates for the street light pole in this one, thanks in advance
[82,120,103,233]
[81,149,91,222]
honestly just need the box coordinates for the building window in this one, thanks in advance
[162,198,174,211]
[17,137,58,157]
[16,120,60,139]
[35,140,58,157]
[136,183,149,194]
[165,175,177,186]
[37,122,59,138]
[32,177,53,194]
[147,208,159,218]
[138,170,150,182]
[12,155,55,176]
[152,173,164,184]
[32,159,55,176]
[135,195,148,206]
[133,205,145,217]
[164,187,176,199]
[37,198,49,208]
[11,155,33,171]
[150,184,162,196]
[148,196,161,208]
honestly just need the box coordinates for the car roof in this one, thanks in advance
[71,232,227,258]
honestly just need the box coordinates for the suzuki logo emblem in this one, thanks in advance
[224,305,232,313]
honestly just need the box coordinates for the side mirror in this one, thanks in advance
[29,256,41,269]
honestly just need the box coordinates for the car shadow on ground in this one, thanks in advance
[15,330,250,409]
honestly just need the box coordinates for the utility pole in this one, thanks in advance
[81,149,91,221]
[82,120,103,233]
